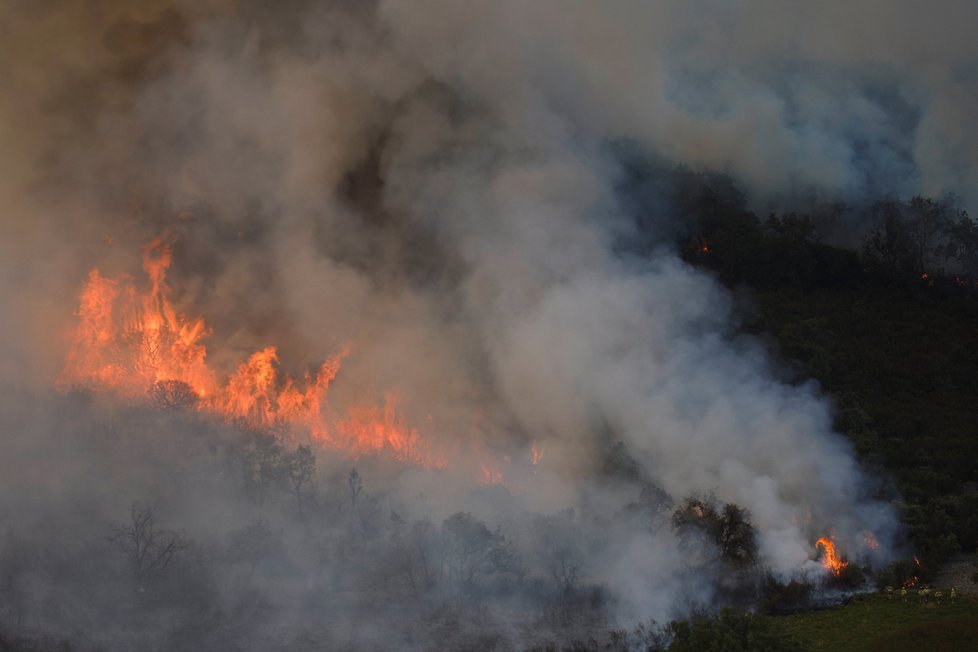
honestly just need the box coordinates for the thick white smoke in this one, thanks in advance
[3,0,966,641]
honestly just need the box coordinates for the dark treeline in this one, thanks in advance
[635,165,978,589]
[683,193,976,291]
[615,150,978,291]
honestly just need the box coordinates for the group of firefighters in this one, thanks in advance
[885,585,958,604]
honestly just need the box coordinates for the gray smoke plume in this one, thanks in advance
[1,1,965,648]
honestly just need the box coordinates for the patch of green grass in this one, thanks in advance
[777,593,978,651]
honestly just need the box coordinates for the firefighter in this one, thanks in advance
[950,587,957,603]
[900,587,908,603]
[919,586,930,603]
[934,589,943,604]
[886,585,894,599]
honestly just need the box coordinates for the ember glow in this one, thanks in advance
[480,459,504,485]
[863,531,880,550]
[815,536,849,576]
[531,442,545,465]
[59,236,445,467]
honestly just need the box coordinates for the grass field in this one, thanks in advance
[777,592,978,651]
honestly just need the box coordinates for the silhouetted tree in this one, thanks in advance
[235,432,288,509]
[673,497,757,566]
[530,510,584,606]
[441,512,519,592]
[905,196,952,274]
[148,380,198,410]
[284,444,316,518]
[945,210,978,275]
[410,518,441,592]
[348,468,362,509]
[108,503,187,591]
[862,196,959,280]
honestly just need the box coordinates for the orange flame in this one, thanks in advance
[61,238,218,397]
[334,393,445,467]
[59,236,446,468]
[815,536,848,576]
[530,442,544,465]
[480,459,503,485]
[863,531,879,549]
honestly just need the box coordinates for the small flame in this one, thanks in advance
[531,442,544,465]
[815,536,848,576]
[480,460,503,485]
[863,531,879,549]
[900,556,921,589]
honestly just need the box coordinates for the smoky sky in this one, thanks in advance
[0,0,960,632]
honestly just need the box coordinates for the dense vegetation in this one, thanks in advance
[777,592,978,652]
[668,172,978,580]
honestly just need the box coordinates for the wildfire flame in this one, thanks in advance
[59,235,445,467]
[903,555,921,588]
[61,238,216,396]
[480,460,503,485]
[815,536,848,576]
[863,530,879,549]
[530,442,544,465]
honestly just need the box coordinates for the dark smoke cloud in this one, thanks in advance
[1,0,962,645]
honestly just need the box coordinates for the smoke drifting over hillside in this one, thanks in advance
[0,1,968,648]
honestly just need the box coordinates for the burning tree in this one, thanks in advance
[58,235,452,470]
[672,497,758,567]
[148,379,199,410]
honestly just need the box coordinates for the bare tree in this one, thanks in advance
[539,522,582,596]
[108,503,187,591]
[284,444,316,519]
[410,518,441,592]
[148,380,198,410]
[348,468,362,509]
[945,210,978,275]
